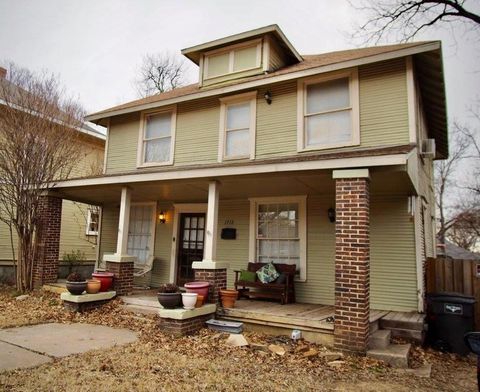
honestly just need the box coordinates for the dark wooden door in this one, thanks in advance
[177,213,205,286]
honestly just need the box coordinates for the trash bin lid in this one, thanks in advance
[428,292,476,304]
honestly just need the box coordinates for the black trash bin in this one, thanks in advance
[427,293,476,355]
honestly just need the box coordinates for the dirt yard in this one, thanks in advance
[0,286,476,392]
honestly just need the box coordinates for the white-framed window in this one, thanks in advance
[249,196,307,281]
[86,208,99,236]
[297,68,360,152]
[218,91,257,161]
[137,107,176,167]
[204,39,262,80]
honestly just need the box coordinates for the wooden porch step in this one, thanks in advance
[380,311,426,331]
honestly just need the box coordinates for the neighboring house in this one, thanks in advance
[45,25,446,352]
[0,66,105,281]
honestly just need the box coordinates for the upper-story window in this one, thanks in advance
[218,92,257,161]
[297,68,359,152]
[204,39,262,80]
[138,108,176,167]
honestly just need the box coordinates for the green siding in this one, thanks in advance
[105,112,140,174]
[370,195,418,311]
[105,59,409,174]
[174,99,219,165]
[95,192,419,311]
[98,205,119,268]
[256,82,298,158]
[359,58,409,147]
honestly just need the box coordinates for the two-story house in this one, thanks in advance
[45,25,447,353]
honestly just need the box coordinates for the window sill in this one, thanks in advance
[137,161,174,169]
[298,141,359,153]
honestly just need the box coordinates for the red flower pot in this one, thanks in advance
[184,281,210,299]
[91,272,114,292]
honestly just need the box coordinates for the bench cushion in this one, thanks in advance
[239,270,256,282]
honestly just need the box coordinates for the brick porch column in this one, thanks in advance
[33,195,62,288]
[192,181,227,304]
[333,169,370,353]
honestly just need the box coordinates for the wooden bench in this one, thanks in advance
[234,263,296,304]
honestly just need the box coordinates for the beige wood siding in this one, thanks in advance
[359,58,409,147]
[370,195,418,311]
[105,112,140,174]
[59,201,98,260]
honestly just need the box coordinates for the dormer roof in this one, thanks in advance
[181,24,303,65]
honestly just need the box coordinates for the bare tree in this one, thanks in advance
[447,207,480,250]
[0,63,84,292]
[134,52,186,97]
[353,0,480,43]
[435,125,469,244]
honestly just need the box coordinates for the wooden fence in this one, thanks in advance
[426,257,480,328]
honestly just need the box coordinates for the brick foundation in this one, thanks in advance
[33,196,62,288]
[158,313,214,337]
[106,261,133,295]
[194,269,227,303]
[334,177,370,353]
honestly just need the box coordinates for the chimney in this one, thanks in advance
[0,67,6,79]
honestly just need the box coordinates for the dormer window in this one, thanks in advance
[204,40,262,80]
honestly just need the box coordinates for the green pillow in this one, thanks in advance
[239,270,256,282]
[256,262,280,284]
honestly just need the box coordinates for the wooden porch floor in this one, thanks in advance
[218,299,389,333]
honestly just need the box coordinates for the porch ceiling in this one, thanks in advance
[51,166,414,206]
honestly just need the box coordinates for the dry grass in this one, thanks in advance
[0,286,476,391]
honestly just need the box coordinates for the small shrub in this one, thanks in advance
[66,272,85,282]
[62,250,86,263]
[157,283,179,293]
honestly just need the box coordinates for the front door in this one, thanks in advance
[127,204,155,270]
[177,213,205,286]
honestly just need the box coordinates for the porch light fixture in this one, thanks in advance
[264,91,272,105]
[327,208,336,223]
[158,211,166,224]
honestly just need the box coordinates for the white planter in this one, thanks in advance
[182,293,198,310]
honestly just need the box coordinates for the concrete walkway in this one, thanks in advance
[0,323,138,372]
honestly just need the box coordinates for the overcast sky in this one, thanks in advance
[0,0,479,127]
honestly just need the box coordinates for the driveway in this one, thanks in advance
[0,323,138,372]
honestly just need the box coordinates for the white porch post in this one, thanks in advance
[204,181,219,263]
[192,180,226,270]
[116,186,131,255]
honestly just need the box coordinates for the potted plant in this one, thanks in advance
[157,283,182,309]
[220,289,239,308]
[181,292,198,310]
[66,272,87,295]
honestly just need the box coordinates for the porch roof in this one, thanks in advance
[50,144,416,205]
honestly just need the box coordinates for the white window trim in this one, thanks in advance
[248,195,307,282]
[86,208,99,236]
[218,91,257,162]
[297,68,360,152]
[203,39,262,80]
[137,106,177,168]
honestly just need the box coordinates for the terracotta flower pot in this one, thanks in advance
[195,295,205,308]
[86,279,101,294]
[182,293,198,310]
[66,281,87,295]
[157,292,182,309]
[220,289,238,308]
[91,272,114,292]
